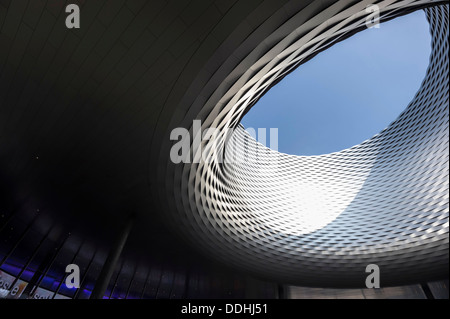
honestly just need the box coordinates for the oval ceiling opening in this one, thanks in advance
[240,10,431,156]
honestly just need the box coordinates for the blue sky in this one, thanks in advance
[240,10,431,156]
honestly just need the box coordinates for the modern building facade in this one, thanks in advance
[0,0,448,299]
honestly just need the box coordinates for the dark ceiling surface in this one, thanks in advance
[1,0,448,290]
[0,0,311,270]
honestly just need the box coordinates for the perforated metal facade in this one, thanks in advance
[163,2,449,287]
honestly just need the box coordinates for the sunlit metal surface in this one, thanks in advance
[165,2,449,287]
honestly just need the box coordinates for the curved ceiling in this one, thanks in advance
[0,0,448,290]
[155,0,449,287]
